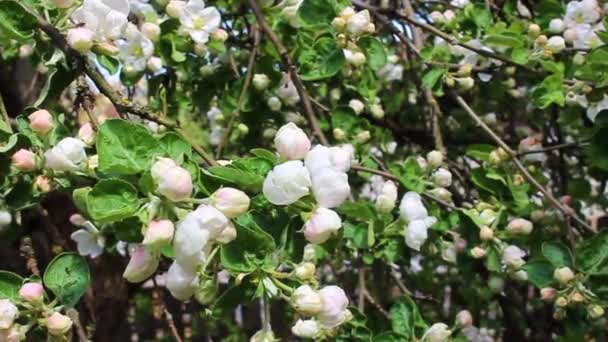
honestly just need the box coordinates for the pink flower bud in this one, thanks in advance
[11,149,36,171]
[554,266,575,285]
[142,220,175,248]
[141,22,161,41]
[151,158,193,202]
[506,218,533,235]
[78,123,96,146]
[28,109,53,135]
[211,28,229,42]
[19,282,44,302]
[540,287,557,302]
[303,208,342,244]
[34,176,51,192]
[317,286,349,328]
[123,245,160,283]
[274,123,311,160]
[66,27,94,54]
[456,310,473,327]
[69,213,86,226]
[47,312,72,336]
[211,187,250,218]
[216,222,237,244]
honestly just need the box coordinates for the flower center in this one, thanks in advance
[132,45,143,57]
[193,17,205,30]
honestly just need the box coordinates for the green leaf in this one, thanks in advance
[523,260,554,287]
[576,229,608,275]
[358,36,387,71]
[206,166,264,192]
[72,187,91,217]
[465,144,495,162]
[159,132,192,163]
[86,179,141,224]
[0,271,24,301]
[389,157,425,193]
[97,119,161,175]
[533,74,564,109]
[297,0,336,27]
[33,65,77,108]
[422,68,446,90]
[389,296,426,339]
[298,36,345,81]
[220,214,276,273]
[98,55,120,75]
[484,33,524,48]
[0,0,37,42]
[542,242,574,268]
[43,253,90,307]
[587,127,608,171]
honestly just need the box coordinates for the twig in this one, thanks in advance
[358,268,366,311]
[66,308,89,342]
[517,141,589,156]
[0,91,12,133]
[452,94,594,233]
[152,277,183,342]
[363,291,389,319]
[19,236,40,276]
[33,10,217,166]
[247,0,328,145]
[216,25,261,158]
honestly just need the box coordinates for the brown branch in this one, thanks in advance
[247,0,328,145]
[66,308,89,342]
[33,10,216,166]
[517,141,589,156]
[19,236,40,276]
[152,277,183,342]
[452,94,594,233]
[216,25,261,158]
[363,291,390,319]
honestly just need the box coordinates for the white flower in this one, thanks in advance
[450,0,470,8]
[278,75,300,106]
[375,180,398,213]
[118,24,154,72]
[0,210,12,232]
[399,192,428,222]
[174,205,228,267]
[151,158,193,202]
[573,23,603,49]
[281,0,303,28]
[586,94,608,122]
[166,261,199,300]
[147,56,163,72]
[506,218,533,235]
[253,74,270,91]
[46,312,73,336]
[303,208,342,244]
[426,150,443,168]
[344,49,367,66]
[554,266,575,284]
[263,160,312,205]
[346,10,371,36]
[179,0,221,44]
[67,27,95,53]
[211,187,250,218]
[291,319,319,339]
[71,221,105,258]
[432,168,452,187]
[549,18,566,33]
[502,245,526,268]
[274,123,311,160]
[267,96,282,111]
[564,0,600,27]
[311,168,351,208]
[305,145,353,174]
[123,245,160,283]
[0,299,18,329]
[424,323,452,342]
[142,220,175,248]
[317,286,349,328]
[72,0,130,41]
[405,220,428,251]
[292,285,323,316]
[45,137,87,172]
[377,60,404,82]
[546,36,566,53]
[166,0,186,18]
[349,99,365,115]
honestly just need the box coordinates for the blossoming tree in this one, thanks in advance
[0,0,607,340]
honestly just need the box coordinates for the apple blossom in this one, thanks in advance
[424,323,451,342]
[349,99,365,115]
[470,246,486,259]
[166,261,198,300]
[427,150,443,168]
[179,0,221,44]
[46,312,72,336]
[72,0,130,41]
[303,207,342,244]
[0,300,18,329]
[28,109,53,135]
[141,22,161,41]
[70,221,105,258]
[267,96,282,111]
[291,319,319,339]
[78,123,96,146]
[406,220,429,251]
[546,36,566,53]
[502,245,526,268]
[0,325,19,342]
[0,210,11,232]
[277,76,300,106]
[432,168,452,187]
[151,158,193,202]
[123,245,160,283]
[174,205,227,267]
[375,180,398,213]
[292,285,322,316]
[215,222,237,244]
[67,27,94,53]
[399,192,428,222]
[34,176,51,193]
[295,262,316,280]
[166,0,185,18]
[549,18,566,33]
[211,187,250,218]
[456,310,473,328]
[554,267,575,285]
[45,137,87,172]
[142,220,175,248]
[479,226,494,241]
[311,168,351,208]
[346,10,371,36]
[11,149,35,172]
[19,283,44,303]
[317,285,349,328]
[274,122,311,160]
[118,24,154,72]
[506,218,533,235]
[263,160,311,205]
[253,74,270,90]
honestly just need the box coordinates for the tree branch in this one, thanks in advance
[452,94,594,233]
[247,0,328,145]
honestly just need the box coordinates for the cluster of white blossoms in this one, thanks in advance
[399,192,437,251]
[62,0,226,75]
[547,0,603,51]
[263,123,354,245]
[290,285,351,338]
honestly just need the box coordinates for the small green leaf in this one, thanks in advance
[389,296,426,339]
[0,1,37,42]
[298,36,345,81]
[87,179,141,224]
[358,36,387,71]
[0,271,24,301]
[542,242,574,268]
[523,260,554,288]
[297,0,336,27]
[43,253,90,307]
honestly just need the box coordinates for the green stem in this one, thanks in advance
[271,278,294,295]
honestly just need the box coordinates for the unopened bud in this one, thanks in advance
[355,130,371,143]
[141,22,161,41]
[28,109,54,135]
[295,262,316,280]
[427,150,443,168]
[67,27,95,54]
[457,64,472,77]
[142,220,175,248]
[211,187,250,218]
[554,266,575,285]
[470,246,486,259]
[46,312,72,336]
[528,23,541,37]
[540,287,557,302]
[588,305,605,319]
[555,296,568,307]
[333,128,346,140]
[253,74,270,91]
[267,96,282,111]
[479,226,494,241]
[456,310,473,327]
[11,149,36,172]
[19,282,44,303]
